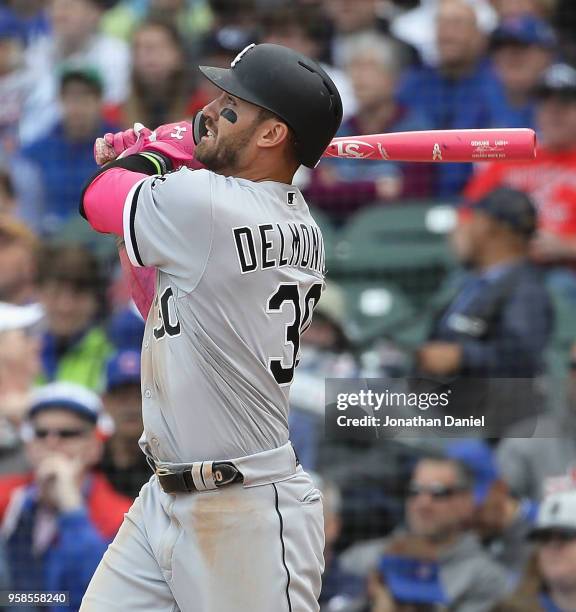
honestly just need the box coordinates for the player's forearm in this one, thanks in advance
[82,168,148,235]
[80,152,173,236]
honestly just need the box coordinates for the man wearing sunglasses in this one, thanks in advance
[342,456,507,611]
[0,382,132,612]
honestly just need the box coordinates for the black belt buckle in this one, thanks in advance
[156,467,195,494]
[155,461,243,494]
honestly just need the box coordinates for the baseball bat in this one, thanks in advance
[323,128,536,162]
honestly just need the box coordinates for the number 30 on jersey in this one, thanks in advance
[153,287,181,339]
[267,282,323,385]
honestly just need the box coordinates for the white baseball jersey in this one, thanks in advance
[122,168,325,463]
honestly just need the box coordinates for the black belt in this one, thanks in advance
[153,460,243,494]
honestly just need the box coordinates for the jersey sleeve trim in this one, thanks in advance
[122,176,149,268]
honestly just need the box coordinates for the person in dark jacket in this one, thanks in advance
[415,188,553,433]
[417,188,553,379]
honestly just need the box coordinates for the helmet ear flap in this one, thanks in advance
[193,112,208,146]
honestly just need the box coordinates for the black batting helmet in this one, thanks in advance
[194,43,343,168]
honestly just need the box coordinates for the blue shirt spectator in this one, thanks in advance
[0,3,49,46]
[20,67,116,235]
[488,15,556,130]
[398,59,501,197]
[306,35,434,219]
[396,0,501,197]
[0,383,131,612]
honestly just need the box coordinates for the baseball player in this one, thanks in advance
[79,43,343,612]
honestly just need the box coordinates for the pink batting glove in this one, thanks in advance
[94,122,151,165]
[94,121,202,170]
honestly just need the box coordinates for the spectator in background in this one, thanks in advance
[398,0,500,196]
[113,19,196,129]
[492,489,576,612]
[323,0,394,68]
[342,456,507,611]
[465,63,576,299]
[0,154,45,233]
[208,0,257,29]
[0,216,38,305]
[554,0,576,66]
[0,302,43,475]
[318,476,365,612]
[22,0,129,145]
[0,9,33,154]
[491,0,557,19]
[21,68,117,235]
[100,350,149,499]
[488,15,556,129]
[390,0,497,67]
[106,305,145,351]
[37,245,112,391]
[101,0,212,43]
[2,0,49,45]
[0,383,132,612]
[496,338,576,502]
[260,4,357,121]
[417,188,552,379]
[305,34,434,220]
[192,26,258,111]
[447,440,537,576]
[415,189,552,434]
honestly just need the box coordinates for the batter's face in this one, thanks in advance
[195,91,263,174]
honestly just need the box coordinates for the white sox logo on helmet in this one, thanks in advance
[231,44,256,68]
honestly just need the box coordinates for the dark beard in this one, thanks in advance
[195,123,256,174]
[195,137,239,172]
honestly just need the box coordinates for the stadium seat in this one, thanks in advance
[332,201,457,306]
[339,279,422,347]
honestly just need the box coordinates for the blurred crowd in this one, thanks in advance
[1,0,576,611]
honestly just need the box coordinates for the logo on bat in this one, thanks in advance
[432,143,443,161]
[377,143,390,160]
[332,140,373,159]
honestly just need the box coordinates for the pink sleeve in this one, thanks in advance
[83,168,149,236]
[118,246,156,319]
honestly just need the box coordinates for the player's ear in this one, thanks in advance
[256,120,290,151]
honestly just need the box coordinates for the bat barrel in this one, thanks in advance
[323,128,537,163]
